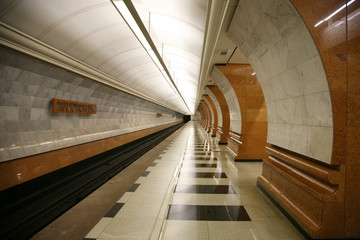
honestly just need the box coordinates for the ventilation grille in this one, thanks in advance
[219,49,229,55]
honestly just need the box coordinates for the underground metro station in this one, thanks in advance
[0,0,359,239]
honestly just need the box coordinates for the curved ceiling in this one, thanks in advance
[131,0,207,113]
[0,0,243,114]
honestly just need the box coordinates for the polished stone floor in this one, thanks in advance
[80,122,306,240]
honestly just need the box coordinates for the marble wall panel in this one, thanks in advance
[297,56,328,94]
[211,67,242,134]
[0,47,183,162]
[307,126,333,162]
[275,100,290,124]
[289,125,308,156]
[285,23,318,67]
[266,124,277,146]
[304,92,333,127]
[228,0,333,163]
[287,96,307,125]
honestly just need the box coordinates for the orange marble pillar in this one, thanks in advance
[203,95,218,137]
[217,64,268,160]
[201,99,213,133]
[200,101,209,130]
[196,110,202,124]
[208,85,230,144]
[196,108,202,126]
[200,101,208,131]
[197,106,205,128]
[256,1,360,238]
[289,1,360,237]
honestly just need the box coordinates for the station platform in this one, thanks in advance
[31,122,305,240]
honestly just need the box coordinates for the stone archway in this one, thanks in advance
[227,0,359,238]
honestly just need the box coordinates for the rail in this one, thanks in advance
[0,123,184,239]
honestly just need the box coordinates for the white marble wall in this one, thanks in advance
[228,0,333,163]
[210,67,242,134]
[203,97,214,127]
[205,88,222,128]
[0,48,183,162]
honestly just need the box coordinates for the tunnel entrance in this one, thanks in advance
[183,115,191,123]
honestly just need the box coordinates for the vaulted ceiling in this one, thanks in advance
[0,0,247,115]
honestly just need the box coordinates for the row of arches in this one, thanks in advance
[195,0,359,239]
[197,64,267,161]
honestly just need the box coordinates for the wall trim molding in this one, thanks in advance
[0,120,183,191]
[258,145,345,238]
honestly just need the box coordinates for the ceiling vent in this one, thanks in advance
[219,49,229,55]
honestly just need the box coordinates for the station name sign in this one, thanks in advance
[52,98,97,114]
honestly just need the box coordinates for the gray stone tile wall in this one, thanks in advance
[0,48,183,162]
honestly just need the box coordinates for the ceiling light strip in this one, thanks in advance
[111,0,191,113]
[196,0,230,112]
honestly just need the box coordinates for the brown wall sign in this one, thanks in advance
[52,98,97,114]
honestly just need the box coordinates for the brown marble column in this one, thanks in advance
[200,101,209,130]
[197,107,204,129]
[196,109,200,124]
[226,0,358,238]
[201,99,213,133]
[207,85,230,144]
[196,110,202,125]
[217,64,268,160]
[290,1,360,237]
[203,95,218,137]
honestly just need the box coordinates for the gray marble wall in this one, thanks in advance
[0,48,183,162]
[228,0,333,163]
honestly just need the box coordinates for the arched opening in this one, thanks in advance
[225,0,359,238]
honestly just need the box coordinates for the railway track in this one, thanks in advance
[0,123,184,240]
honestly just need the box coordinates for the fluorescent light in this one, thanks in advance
[148,49,164,71]
[314,0,355,27]
[112,0,191,113]
[161,70,171,83]
[113,1,151,50]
